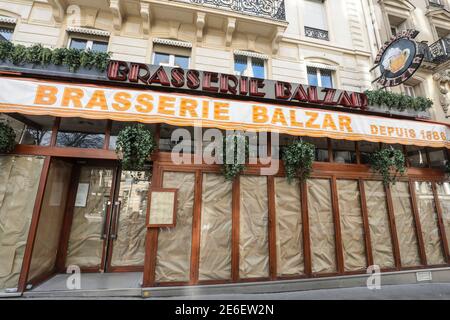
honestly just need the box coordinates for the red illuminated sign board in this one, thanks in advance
[107,60,368,110]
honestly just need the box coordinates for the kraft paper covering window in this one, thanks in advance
[307,179,337,273]
[415,182,446,265]
[239,176,269,279]
[111,171,150,267]
[66,167,114,268]
[156,172,195,282]
[28,160,73,281]
[436,183,450,254]
[0,156,43,291]
[275,177,304,276]
[364,181,395,268]
[198,174,232,281]
[391,182,421,267]
[337,180,367,271]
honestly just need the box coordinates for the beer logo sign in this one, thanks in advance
[373,30,424,87]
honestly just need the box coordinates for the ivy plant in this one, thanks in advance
[365,89,433,113]
[282,139,315,183]
[369,148,406,185]
[445,162,450,177]
[0,122,16,153]
[115,124,156,171]
[0,41,13,61]
[221,132,249,181]
[0,42,111,72]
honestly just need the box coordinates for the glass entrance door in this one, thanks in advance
[107,170,150,270]
[65,163,150,272]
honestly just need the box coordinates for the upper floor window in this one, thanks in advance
[0,26,14,41]
[153,52,190,68]
[388,15,408,37]
[234,54,266,78]
[151,39,192,69]
[69,37,108,52]
[404,85,418,97]
[403,78,424,98]
[307,66,333,88]
[304,0,329,41]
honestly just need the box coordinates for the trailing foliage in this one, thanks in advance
[445,162,450,177]
[221,132,249,181]
[369,148,406,185]
[0,41,111,72]
[282,139,315,183]
[365,89,433,112]
[115,124,156,171]
[0,122,16,153]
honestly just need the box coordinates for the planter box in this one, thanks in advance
[0,61,108,82]
[366,104,431,120]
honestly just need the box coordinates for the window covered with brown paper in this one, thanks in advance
[364,181,395,268]
[239,176,269,279]
[111,170,150,267]
[436,182,450,254]
[307,179,337,273]
[391,182,421,267]
[414,181,446,265]
[0,156,44,290]
[156,172,195,282]
[337,180,367,271]
[198,174,232,281]
[275,177,304,276]
[28,160,72,281]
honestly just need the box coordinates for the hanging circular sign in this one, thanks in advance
[373,30,424,87]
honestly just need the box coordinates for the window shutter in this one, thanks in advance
[303,0,328,30]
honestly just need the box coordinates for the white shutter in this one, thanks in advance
[303,0,328,30]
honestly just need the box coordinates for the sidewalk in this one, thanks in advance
[151,283,450,300]
[13,283,450,300]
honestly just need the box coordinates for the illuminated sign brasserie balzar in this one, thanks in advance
[107,60,368,111]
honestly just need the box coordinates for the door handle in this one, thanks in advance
[100,200,111,240]
[111,200,122,240]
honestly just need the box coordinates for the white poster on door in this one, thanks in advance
[75,183,90,207]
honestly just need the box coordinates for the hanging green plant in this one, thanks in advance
[0,42,111,72]
[369,148,406,185]
[63,48,82,72]
[282,139,315,183]
[0,122,16,153]
[221,132,249,181]
[115,124,156,171]
[25,44,52,65]
[0,41,13,61]
[10,44,27,65]
[50,48,66,66]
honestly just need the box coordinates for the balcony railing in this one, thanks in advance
[304,26,329,41]
[428,0,448,10]
[428,38,450,63]
[174,0,286,21]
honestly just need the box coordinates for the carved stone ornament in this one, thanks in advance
[433,70,450,116]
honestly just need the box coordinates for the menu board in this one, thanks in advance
[148,188,177,227]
